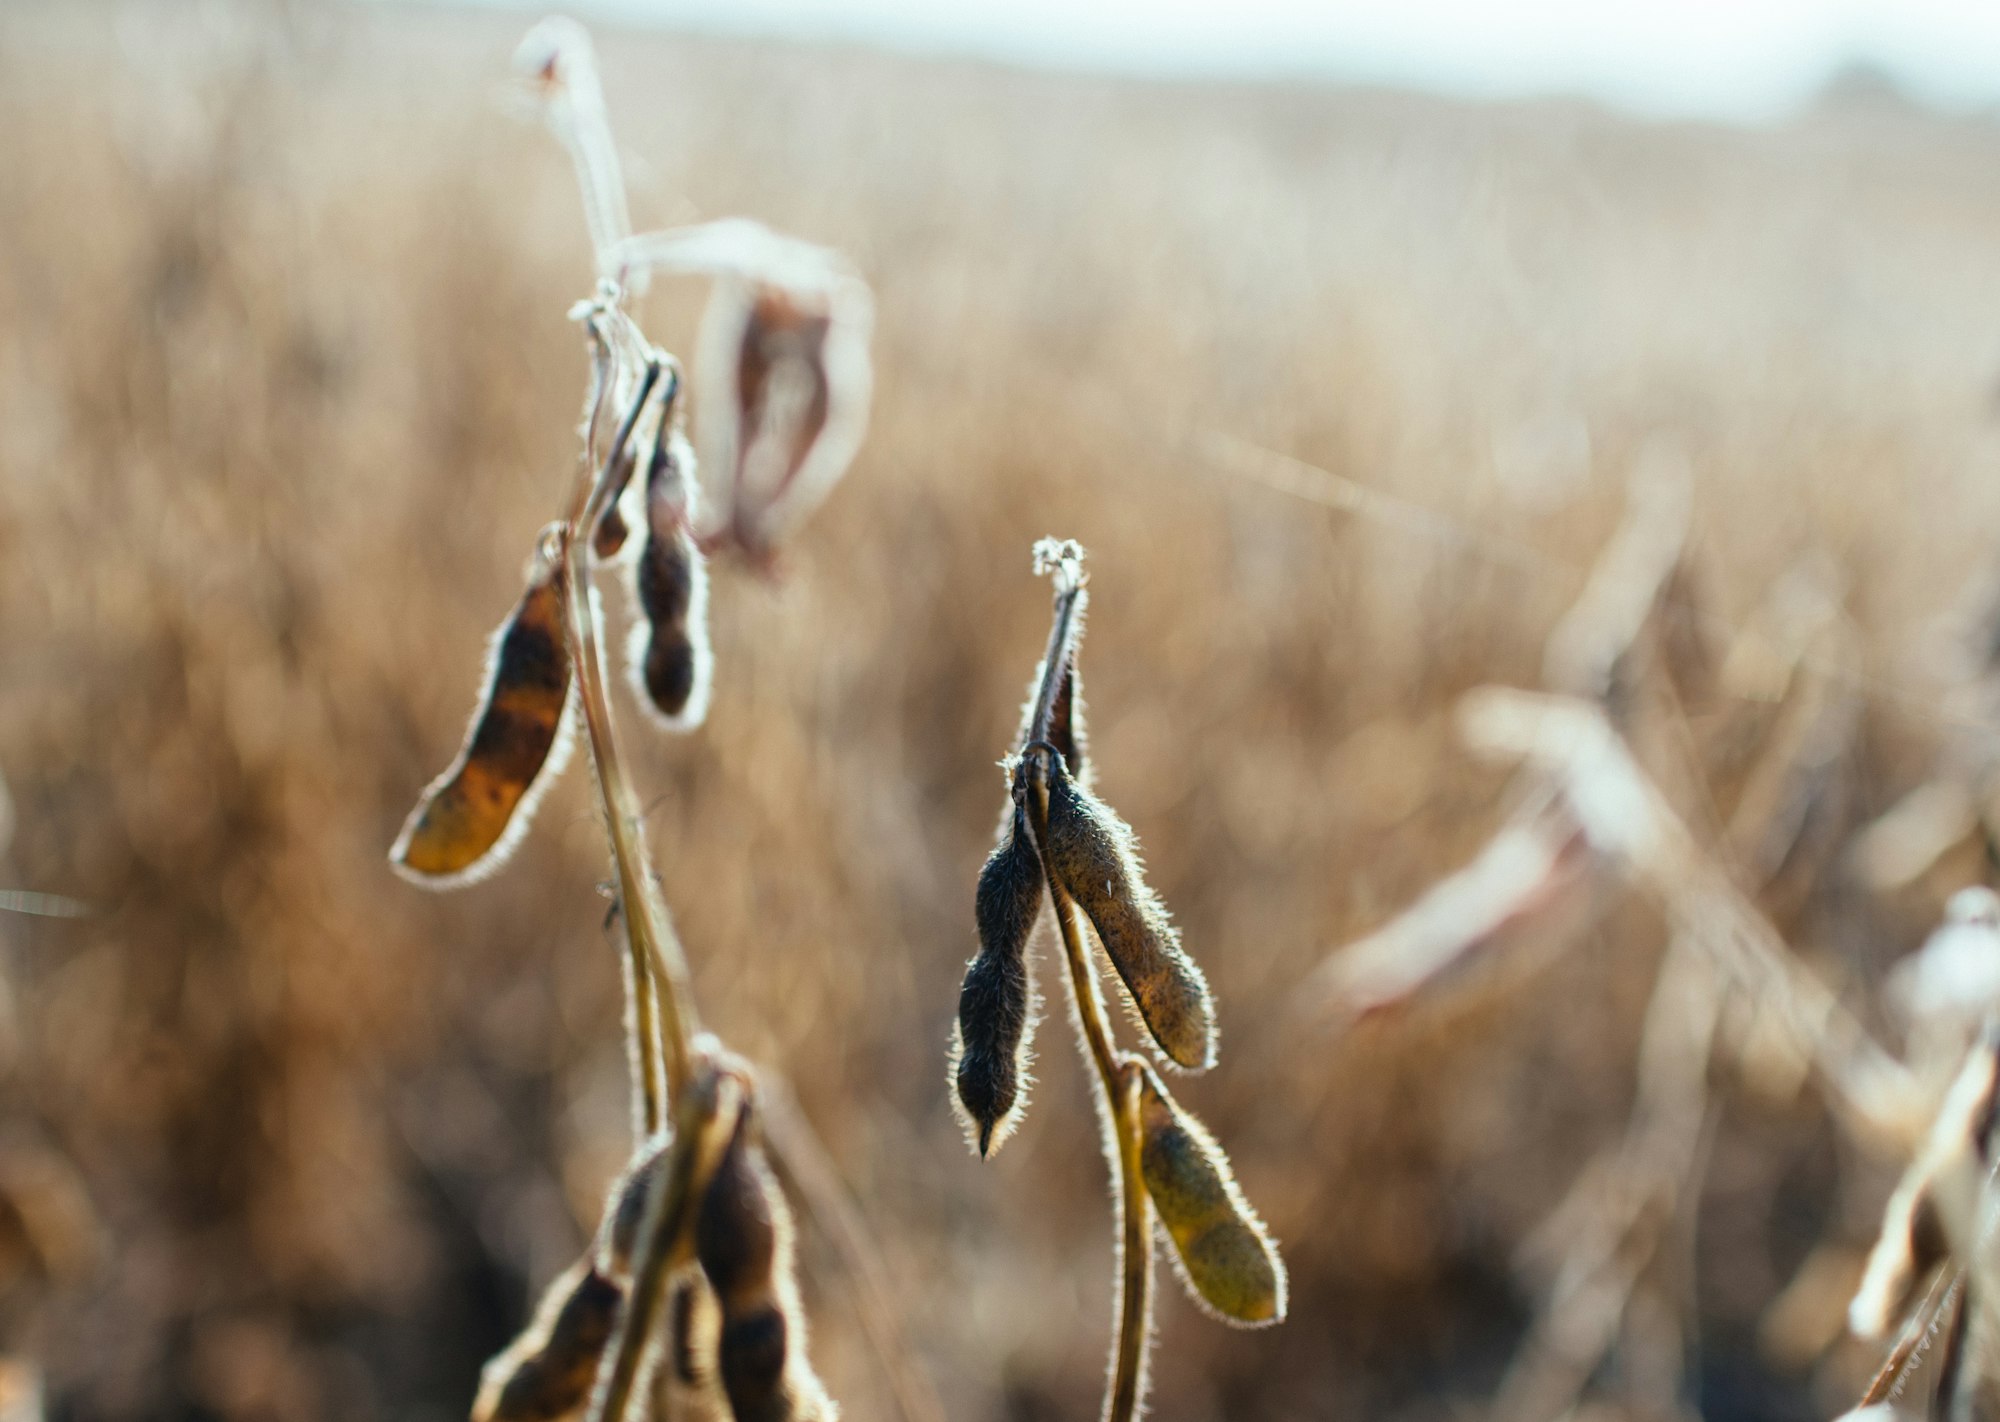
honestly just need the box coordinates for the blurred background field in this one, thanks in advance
[5,2,2000,1419]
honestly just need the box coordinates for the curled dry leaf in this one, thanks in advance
[606,222,872,562]
[1041,752,1216,1071]
[1134,1061,1286,1327]
[951,801,1044,1156]
[392,533,575,887]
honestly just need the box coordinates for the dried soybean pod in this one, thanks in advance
[594,359,678,562]
[951,800,1045,1156]
[1041,755,1216,1070]
[626,422,713,731]
[1047,654,1086,785]
[655,1273,729,1422]
[1134,1064,1286,1327]
[600,1134,673,1281]
[392,536,575,886]
[695,1103,836,1422]
[1016,572,1096,784]
[473,1258,624,1422]
[669,1272,721,1389]
[1015,645,1088,787]
[591,441,639,561]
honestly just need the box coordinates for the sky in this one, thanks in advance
[446,0,2000,124]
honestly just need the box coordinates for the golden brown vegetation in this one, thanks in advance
[6,2,2000,1419]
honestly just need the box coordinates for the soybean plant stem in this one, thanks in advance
[565,354,699,1128]
[1110,1061,1154,1422]
[1028,765,1153,1422]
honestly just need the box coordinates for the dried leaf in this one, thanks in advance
[625,421,712,731]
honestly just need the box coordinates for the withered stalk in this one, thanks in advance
[562,344,700,1126]
[1022,556,1155,1422]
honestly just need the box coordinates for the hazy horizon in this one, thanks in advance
[422,0,2000,123]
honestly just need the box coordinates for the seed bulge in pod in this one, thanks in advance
[1042,757,1215,1070]
[626,425,712,732]
[952,800,1044,1156]
[473,1258,624,1422]
[695,1104,836,1422]
[599,1134,672,1282]
[1012,640,1089,787]
[1135,1063,1286,1327]
[392,539,575,886]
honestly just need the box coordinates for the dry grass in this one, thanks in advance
[5,3,2000,1419]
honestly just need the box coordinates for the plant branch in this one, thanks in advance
[517,18,634,281]
[1109,1061,1154,1422]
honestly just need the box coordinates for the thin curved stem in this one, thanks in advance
[564,356,700,1126]
[1109,1061,1154,1422]
[520,18,634,280]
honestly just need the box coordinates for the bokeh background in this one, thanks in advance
[6,2,2000,1419]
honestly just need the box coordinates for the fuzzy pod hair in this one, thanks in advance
[1041,755,1216,1070]
[472,1258,624,1422]
[392,539,577,887]
[695,1105,837,1422]
[653,1273,730,1422]
[599,1133,674,1281]
[1134,1063,1286,1327]
[625,423,714,732]
[1045,654,1087,785]
[951,801,1045,1157]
